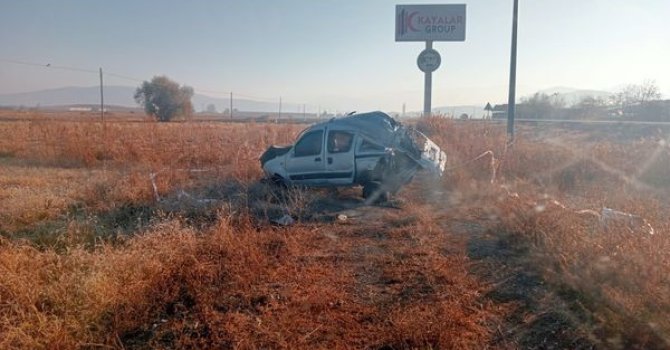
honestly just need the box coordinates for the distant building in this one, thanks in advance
[68,107,93,112]
[492,104,507,119]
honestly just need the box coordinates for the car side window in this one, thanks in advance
[294,130,323,157]
[359,139,385,152]
[327,131,354,153]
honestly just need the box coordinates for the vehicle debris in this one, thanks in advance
[260,111,447,202]
[502,185,656,236]
[600,207,655,235]
[271,214,295,226]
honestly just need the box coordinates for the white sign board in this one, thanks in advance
[395,4,466,42]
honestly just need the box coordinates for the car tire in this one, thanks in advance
[363,181,389,204]
[269,174,287,187]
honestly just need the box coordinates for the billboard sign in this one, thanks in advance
[395,4,466,42]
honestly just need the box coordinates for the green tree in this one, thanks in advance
[206,103,217,113]
[134,76,194,121]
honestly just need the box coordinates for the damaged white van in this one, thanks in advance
[260,111,446,201]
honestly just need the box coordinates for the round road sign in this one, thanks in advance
[417,48,441,73]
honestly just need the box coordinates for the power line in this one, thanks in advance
[104,72,143,82]
[48,64,98,74]
[0,58,49,68]
[193,88,233,96]
[234,93,278,102]
[0,57,308,109]
[0,58,98,74]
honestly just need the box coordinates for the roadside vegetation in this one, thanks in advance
[0,110,669,348]
[496,80,669,122]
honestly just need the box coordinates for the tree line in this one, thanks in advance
[509,80,668,121]
[133,76,668,122]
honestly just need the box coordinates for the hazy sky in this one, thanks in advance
[0,0,668,112]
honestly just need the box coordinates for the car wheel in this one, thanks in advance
[269,174,287,187]
[363,181,389,204]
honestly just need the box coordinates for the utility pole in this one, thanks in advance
[278,96,282,123]
[99,68,104,123]
[99,67,106,172]
[302,104,306,121]
[230,92,233,120]
[507,0,519,142]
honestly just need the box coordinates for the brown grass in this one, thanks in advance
[0,196,498,349]
[415,117,670,347]
[1,111,670,348]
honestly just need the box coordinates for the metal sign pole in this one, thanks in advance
[423,41,433,117]
[396,4,465,118]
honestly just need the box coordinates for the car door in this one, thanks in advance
[284,128,326,184]
[324,129,356,185]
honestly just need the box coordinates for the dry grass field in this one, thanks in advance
[1,109,669,349]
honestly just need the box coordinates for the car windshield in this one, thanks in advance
[293,126,312,143]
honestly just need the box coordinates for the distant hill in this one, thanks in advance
[0,85,618,116]
[0,86,300,113]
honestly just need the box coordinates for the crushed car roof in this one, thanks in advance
[316,111,402,147]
